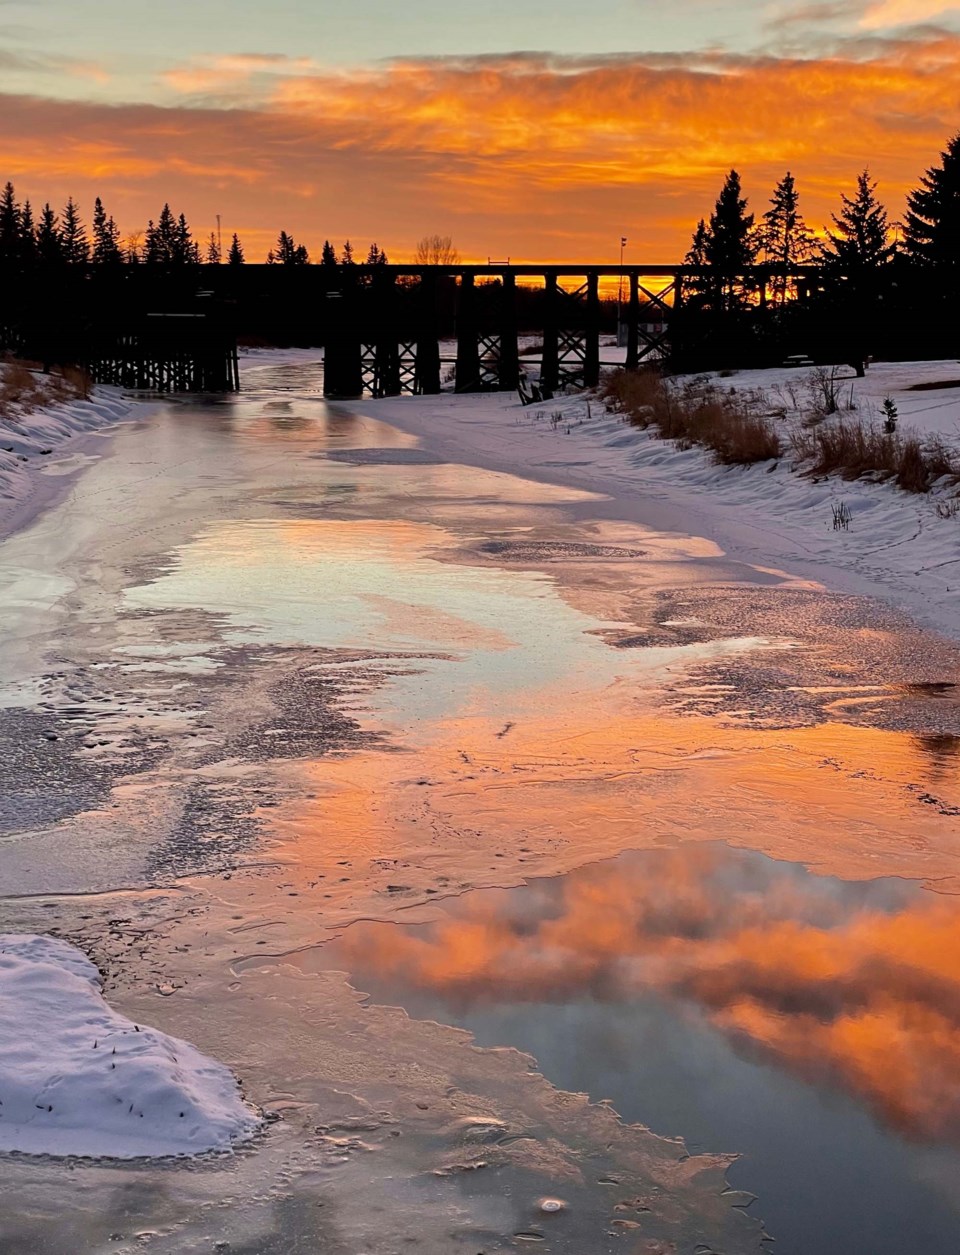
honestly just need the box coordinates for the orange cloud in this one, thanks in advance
[1,36,958,260]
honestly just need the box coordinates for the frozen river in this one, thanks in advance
[1,357,960,1253]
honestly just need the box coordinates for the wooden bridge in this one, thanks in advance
[0,262,827,396]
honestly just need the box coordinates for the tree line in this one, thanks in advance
[0,189,397,270]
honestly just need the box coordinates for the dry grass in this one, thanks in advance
[601,368,782,466]
[0,358,92,414]
[790,417,960,494]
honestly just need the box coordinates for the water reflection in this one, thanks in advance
[318,845,960,1254]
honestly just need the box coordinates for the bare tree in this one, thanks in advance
[414,234,460,265]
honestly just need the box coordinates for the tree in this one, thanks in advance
[227,233,245,265]
[274,230,309,264]
[91,197,123,266]
[703,170,756,309]
[321,239,337,266]
[341,239,355,265]
[414,234,459,265]
[124,230,144,264]
[0,182,21,268]
[206,231,222,264]
[821,170,894,273]
[366,242,388,265]
[761,172,814,305]
[60,197,89,265]
[19,200,37,265]
[903,132,960,269]
[37,204,64,266]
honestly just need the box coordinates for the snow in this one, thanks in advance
[0,364,133,525]
[355,359,960,641]
[0,934,261,1159]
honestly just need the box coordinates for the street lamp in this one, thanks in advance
[617,236,627,345]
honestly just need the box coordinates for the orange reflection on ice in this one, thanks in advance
[333,846,960,1142]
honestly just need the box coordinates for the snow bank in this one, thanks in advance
[358,360,960,640]
[0,934,261,1158]
[0,369,132,520]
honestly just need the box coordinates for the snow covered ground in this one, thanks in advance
[0,934,261,1158]
[355,359,960,641]
[0,363,133,532]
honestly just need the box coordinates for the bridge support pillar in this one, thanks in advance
[455,274,482,393]
[584,272,601,388]
[540,272,559,396]
[626,272,640,371]
[372,272,401,398]
[323,283,362,398]
[415,273,441,394]
[498,273,520,390]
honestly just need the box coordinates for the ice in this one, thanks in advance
[0,933,261,1158]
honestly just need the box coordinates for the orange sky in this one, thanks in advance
[0,33,958,261]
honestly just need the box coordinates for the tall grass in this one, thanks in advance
[790,418,960,494]
[602,369,781,466]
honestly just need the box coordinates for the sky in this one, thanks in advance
[0,0,958,261]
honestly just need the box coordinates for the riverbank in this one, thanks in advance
[353,359,960,640]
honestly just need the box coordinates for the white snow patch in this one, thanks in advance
[0,365,133,521]
[0,934,261,1159]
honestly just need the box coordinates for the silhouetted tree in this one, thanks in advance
[19,199,37,265]
[414,234,459,264]
[206,232,222,264]
[366,242,388,265]
[341,239,355,265]
[0,182,21,268]
[92,197,123,266]
[903,133,960,269]
[37,204,64,266]
[273,230,309,264]
[704,170,756,310]
[821,170,893,274]
[762,172,814,305]
[227,233,245,265]
[321,239,337,266]
[60,197,89,265]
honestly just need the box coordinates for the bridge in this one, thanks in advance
[0,263,828,396]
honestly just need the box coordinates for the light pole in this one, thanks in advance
[617,236,627,345]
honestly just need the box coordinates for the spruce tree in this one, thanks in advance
[206,232,222,264]
[60,197,89,265]
[91,197,122,266]
[903,133,960,269]
[228,233,245,265]
[321,239,337,266]
[761,172,815,305]
[0,182,21,268]
[19,200,37,265]
[821,171,893,273]
[341,239,355,265]
[37,204,63,266]
[366,242,388,265]
[704,170,756,309]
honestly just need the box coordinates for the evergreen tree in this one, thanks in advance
[19,200,37,265]
[145,204,177,264]
[274,230,308,264]
[175,213,200,265]
[228,233,245,265]
[206,232,222,264]
[91,197,123,266]
[685,219,709,268]
[0,182,21,268]
[321,239,337,266]
[821,170,893,273]
[903,133,960,269]
[703,170,756,309]
[366,242,388,265]
[60,197,89,265]
[37,204,64,266]
[762,172,814,304]
[341,239,355,265]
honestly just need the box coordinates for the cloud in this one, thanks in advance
[861,0,960,28]
[0,35,958,259]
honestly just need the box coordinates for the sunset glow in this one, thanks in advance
[1,4,959,260]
